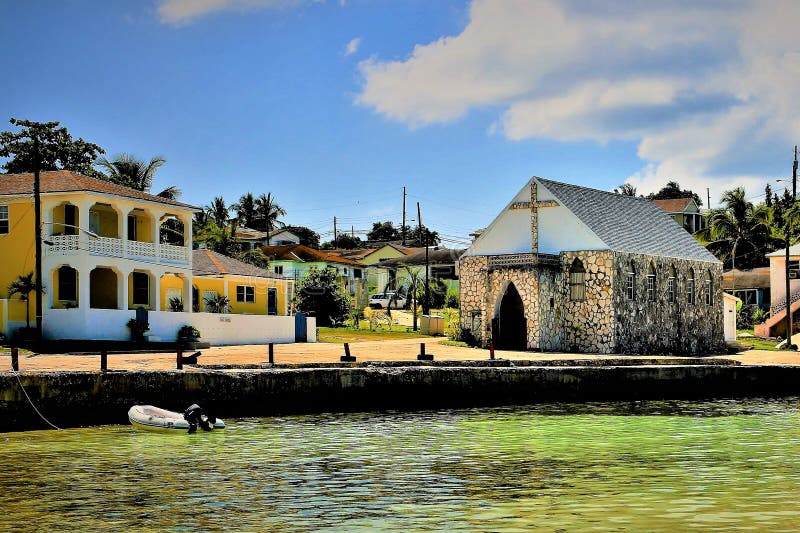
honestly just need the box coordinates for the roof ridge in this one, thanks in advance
[204,249,229,274]
[535,176,654,203]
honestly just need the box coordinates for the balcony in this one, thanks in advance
[45,234,190,264]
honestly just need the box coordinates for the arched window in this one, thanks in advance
[667,265,676,303]
[569,258,586,301]
[705,270,713,305]
[58,265,77,302]
[647,263,656,302]
[626,262,636,300]
[687,268,696,305]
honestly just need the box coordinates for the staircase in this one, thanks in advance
[755,289,800,337]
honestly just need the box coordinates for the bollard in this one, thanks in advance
[340,342,356,362]
[10,347,19,372]
[268,343,274,365]
[177,347,183,370]
[489,341,495,360]
[418,342,433,361]
[100,350,108,372]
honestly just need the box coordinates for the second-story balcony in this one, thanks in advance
[45,234,190,264]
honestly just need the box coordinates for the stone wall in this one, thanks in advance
[560,250,615,353]
[612,252,724,354]
[459,255,490,344]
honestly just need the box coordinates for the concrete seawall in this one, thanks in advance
[2,364,800,431]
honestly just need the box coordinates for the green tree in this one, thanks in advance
[407,225,441,247]
[697,187,779,269]
[367,221,400,242]
[283,225,320,248]
[236,248,270,269]
[648,180,703,206]
[207,197,229,227]
[96,153,181,199]
[322,234,362,250]
[614,183,638,196]
[255,193,286,243]
[197,220,241,256]
[204,294,230,313]
[7,272,38,329]
[232,192,257,229]
[0,118,105,177]
[293,267,352,327]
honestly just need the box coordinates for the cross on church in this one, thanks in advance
[506,182,560,253]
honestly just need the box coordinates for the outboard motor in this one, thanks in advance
[183,404,217,434]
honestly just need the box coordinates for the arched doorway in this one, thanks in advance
[493,282,527,350]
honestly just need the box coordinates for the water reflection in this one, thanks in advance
[1,399,799,531]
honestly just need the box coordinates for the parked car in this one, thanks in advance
[369,291,406,309]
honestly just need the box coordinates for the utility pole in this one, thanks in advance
[351,225,354,239]
[333,216,337,247]
[402,186,407,246]
[33,134,43,340]
[417,202,430,315]
[785,145,798,346]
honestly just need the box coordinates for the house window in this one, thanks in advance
[127,215,137,241]
[354,268,362,279]
[274,265,284,275]
[0,205,7,234]
[236,285,255,303]
[64,204,77,235]
[569,259,586,301]
[668,266,676,303]
[790,260,800,280]
[687,269,695,305]
[733,289,758,305]
[132,272,150,306]
[268,287,278,315]
[705,271,713,305]
[89,211,100,236]
[343,268,348,275]
[647,263,656,303]
[626,263,636,300]
[58,266,77,301]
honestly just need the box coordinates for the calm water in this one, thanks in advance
[2,399,800,532]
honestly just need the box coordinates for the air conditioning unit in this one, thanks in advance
[790,270,799,279]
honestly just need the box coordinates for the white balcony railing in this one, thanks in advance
[45,234,189,264]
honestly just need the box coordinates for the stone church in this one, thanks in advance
[458,177,724,354]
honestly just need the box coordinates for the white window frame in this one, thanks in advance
[668,276,676,303]
[626,272,635,300]
[0,205,8,234]
[647,273,656,302]
[236,285,255,303]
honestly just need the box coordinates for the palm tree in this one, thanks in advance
[232,192,257,229]
[198,219,241,256]
[204,294,230,313]
[8,272,38,329]
[96,153,181,199]
[207,196,229,227]
[255,193,286,243]
[698,187,779,272]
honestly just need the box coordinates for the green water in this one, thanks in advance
[2,399,800,532]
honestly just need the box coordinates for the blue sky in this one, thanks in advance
[2,0,799,246]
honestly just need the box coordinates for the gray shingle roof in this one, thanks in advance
[536,177,720,263]
[192,249,286,279]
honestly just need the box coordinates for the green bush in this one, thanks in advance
[445,287,459,309]
[178,325,201,340]
[293,267,352,327]
[737,304,768,329]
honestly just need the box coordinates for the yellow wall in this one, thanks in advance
[91,207,119,238]
[0,200,36,324]
[360,246,408,265]
[160,275,185,311]
[193,275,289,315]
[130,212,153,242]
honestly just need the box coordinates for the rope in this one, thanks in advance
[11,370,62,431]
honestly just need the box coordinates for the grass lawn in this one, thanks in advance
[318,323,431,343]
[735,329,783,351]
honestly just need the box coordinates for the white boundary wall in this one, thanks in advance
[43,308,316,345]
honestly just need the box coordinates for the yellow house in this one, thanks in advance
[189,249,292,316]
[0,171,308,345]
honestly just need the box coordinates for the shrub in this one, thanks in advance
[168,296,184,312]
[737,304,767,329]
[127,318,149,341]
[178,325,201,340]
[445,287,460,309]
[204,294,230,313]
[292,267,352,327]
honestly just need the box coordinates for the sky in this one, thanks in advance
[2,0,799,247]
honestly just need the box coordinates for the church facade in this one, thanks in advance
[458,177,724,354]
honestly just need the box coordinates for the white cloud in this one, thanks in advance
[357,0,800,203]
[344,37,362,57]
[157,0,315,25]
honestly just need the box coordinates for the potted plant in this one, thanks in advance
[177,325,201,343]
[127,318,150,342]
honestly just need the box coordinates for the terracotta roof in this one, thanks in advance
[652,197,695,213]
[721,267,770,290]
[192,249,285,279]
[260,244,367,266]
[0,170,196,209]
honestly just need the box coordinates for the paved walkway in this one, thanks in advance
[3,339,799,372]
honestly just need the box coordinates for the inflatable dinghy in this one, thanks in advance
[128,404,225,433]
